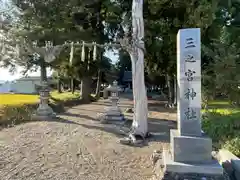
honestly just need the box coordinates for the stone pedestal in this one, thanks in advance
[162,142,225,180]
[161,150,225,180]
[161,130,224,179]
[161,28,224,180]
[170,130,212,164]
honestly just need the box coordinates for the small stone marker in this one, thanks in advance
[160,28,224,180]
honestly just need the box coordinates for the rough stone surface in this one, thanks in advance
[163,150,223,175]
[160,171,230,180]
[177,28,202,137]
[152,150,230,180]
[32,113,57,121]
[106,114,125,121]
[217,149,240,180]
[231,160,240,180]
[170,130,212,163]
[97,112,125,124]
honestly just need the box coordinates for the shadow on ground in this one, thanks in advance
[148,102,177,113]
[0,99,94,130]
[60,112,97,121]
[70,107,103,113]
[148,118,176,143]
[55,115,177,144]
[119,96,177,113]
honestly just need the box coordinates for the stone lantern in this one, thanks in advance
[107,80,120,107]
[30,41,63,120]
[97,80,124,123]
[32,81,56,119]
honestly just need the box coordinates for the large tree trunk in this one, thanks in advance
[40,59,49,103]
[71,78,75,94]
[40,58,47,82]
[167,74,174,106]
[81,76,91,103]
[129,0,148,137]
[79,47,92,102]
[95,69,101,97]
[57,78,62,93]
[173,75,177,105]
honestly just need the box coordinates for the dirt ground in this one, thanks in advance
[0,97,177,180]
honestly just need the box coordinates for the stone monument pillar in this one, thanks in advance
[161,28,224,180]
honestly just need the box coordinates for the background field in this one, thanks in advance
[0,91,81,106]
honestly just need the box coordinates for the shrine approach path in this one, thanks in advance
[0,98,176,180]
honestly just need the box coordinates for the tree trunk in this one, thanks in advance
[95,69,101,97]
[167,74,174,107]
[81,76,91,103]
[57,78,62,93]
[40,58,47,82]
[71,78,75,94]
[40,58,49,103]
[174,75,177,105]
[129,0,148,137]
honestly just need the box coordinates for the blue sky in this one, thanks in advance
[0,50,118,81]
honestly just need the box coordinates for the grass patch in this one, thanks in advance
[0,91,82,128]
[208,100,240,113]
[202,100,240,157]
[50,91,80,102]
[0,94,39,106]
[0,91,81,106]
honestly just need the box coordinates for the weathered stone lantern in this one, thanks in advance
[33,81,56,119]
[31,41,63,120]
[107,80,120,108]
[97,80,124,123]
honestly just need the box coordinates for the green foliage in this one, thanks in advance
[3,0,240,105]
[223,137,240,157]
[143,0,217,76]
[5,0,239,91]
[201,1,240,104]
[202,39,240,104]
[0,105,35,126]
[202,108,240,156]
[0,92,84,128]
[202,111,240,142]
[5,0,115,78]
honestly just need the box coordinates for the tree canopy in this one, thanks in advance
[0,0,240,103]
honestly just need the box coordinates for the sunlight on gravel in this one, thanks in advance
[0,99,173,180]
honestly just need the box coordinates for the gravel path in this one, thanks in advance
[0,98,176,180]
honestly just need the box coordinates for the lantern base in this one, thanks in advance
[97,112,125,124]
[32,103,56,120]
[104,106,122,116]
